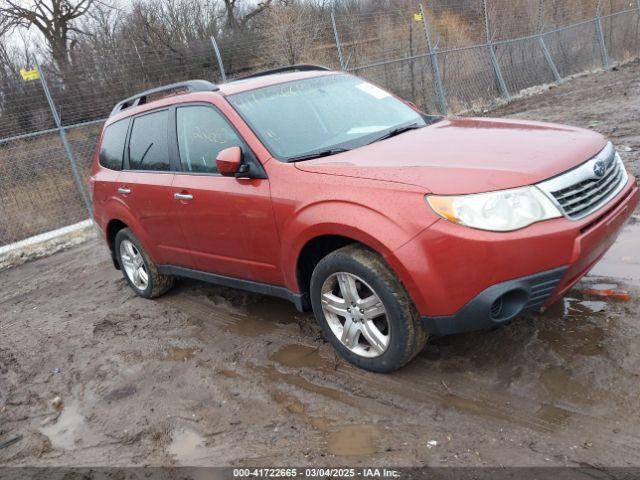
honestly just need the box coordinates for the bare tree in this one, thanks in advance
[0,0,95,73]
[261,0,330,65]
[222,0,274,31]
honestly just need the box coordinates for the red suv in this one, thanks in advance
[91,65,639,372]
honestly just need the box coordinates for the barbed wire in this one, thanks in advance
[0,4,639,246]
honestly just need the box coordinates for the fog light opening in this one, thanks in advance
[490,289,528,321]
[490,297,503,319]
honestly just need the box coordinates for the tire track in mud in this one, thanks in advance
[167,289,640,460]
[163,292,404,417]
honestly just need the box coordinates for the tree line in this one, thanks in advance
[0,0,624,137]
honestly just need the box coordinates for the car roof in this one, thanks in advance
[105,68,342,126]
[218,69,339,95]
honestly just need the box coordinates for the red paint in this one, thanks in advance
[216,146,242,176]
[90,71,639,321]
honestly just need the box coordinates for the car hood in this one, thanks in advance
[293,117,608,194]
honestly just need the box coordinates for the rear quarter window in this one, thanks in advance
[99,119,129,170]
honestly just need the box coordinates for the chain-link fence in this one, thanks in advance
[1,0,639,247]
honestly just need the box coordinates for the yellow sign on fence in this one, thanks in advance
[20,68,40,81]
[413,12,423,21]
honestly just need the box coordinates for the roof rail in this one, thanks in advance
[237,64,331,81]
[110,80,219,116]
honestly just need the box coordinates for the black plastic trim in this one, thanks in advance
[158,265,308,312]
[422,266,568,336]
[111,80,219,116]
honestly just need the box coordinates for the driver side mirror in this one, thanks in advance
[216,146,245,177]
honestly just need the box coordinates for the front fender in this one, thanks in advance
[280,199,428,293]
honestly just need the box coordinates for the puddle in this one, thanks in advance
[164,347,197,361]
[224,297,298,337]
[272,389,306,414]
[271,388,332,431]
[225,316,276,337]
[588,223,640,285]
[536,404,573,425]
[327,425,378,456]
[168,428,210,463]
[580,300,607,313]
[538,298,607,357]
[439,393,503,421]
[39,400,84,450]
[244,296,298,325]
[207,291,297,336]
[270,345,324,368]
[540,366,592,404]
[590,283,618,291]
[255,365,359,408]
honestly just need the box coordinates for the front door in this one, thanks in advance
[170,104,282,286]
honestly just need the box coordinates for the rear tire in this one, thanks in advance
[310,244,427,372]
[114,228,174,299]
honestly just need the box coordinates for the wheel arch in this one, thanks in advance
[106,218,129,269]
[290,224,403,309]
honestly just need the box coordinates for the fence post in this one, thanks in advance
[482,0,510,101]
[210,35,227,82]
[536,0,562,83]
[331,6,346,70]
[538,35,562,83]
[34,57,93,220]
[595,1,610,69]
[418,4,447,114]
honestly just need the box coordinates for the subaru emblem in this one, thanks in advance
[593,160,606,178]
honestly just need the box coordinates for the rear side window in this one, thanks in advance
[176,105,243,174]
[99,119,128,170]
[128,110,170,171]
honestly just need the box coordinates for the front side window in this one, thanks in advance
[176,105,243,174]
[227,74,435,161]
[128,110,170,171]
[99,119,128,170]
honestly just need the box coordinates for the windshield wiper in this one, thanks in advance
[367,123,422,145]
[287,148,350,162]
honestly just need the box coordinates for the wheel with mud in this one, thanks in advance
[310,244,428,372]
[114,228,174,299]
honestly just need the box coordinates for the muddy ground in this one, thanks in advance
[1,61,640,468]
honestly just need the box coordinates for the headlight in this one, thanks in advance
[426,186,562,232]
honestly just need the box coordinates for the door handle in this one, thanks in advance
[174,193,193,201]
[118,187,131,195]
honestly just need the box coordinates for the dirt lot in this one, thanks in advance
[2,61,640,468]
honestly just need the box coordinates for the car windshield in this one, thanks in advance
[227,74,439,161]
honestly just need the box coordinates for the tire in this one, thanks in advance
[310,244,428,372]
[114,228,174,299]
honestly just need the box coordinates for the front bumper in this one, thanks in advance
[422,266,567,336]
[388,177,639,336]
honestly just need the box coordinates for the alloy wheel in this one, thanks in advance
[320,272,390,358]
[119,239,149,290]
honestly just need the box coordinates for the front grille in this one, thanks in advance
[551,155,623,218]
[537,142,628,220]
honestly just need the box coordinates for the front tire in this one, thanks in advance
[310,245,427,372]
[114,228,174,299]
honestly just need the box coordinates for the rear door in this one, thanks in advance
[118,108,194,267]
[92,118,129,228]
[170,103,282,285]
